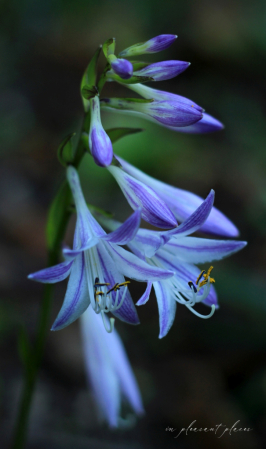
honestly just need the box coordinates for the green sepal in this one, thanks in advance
[131,61,150,71]
[46,181,72,252]
[81,46,102,110]
[106,127,144,144]
[81,132,90,151]
[81,84,99,100]
[18,326,33,375]
[108,72,154,84]
[121,97,154,103]
[103,38,116,58]
[57,133,76,167]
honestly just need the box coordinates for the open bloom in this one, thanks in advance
[98,190,247,338]
[119,34,178,57]
[28,166,174,331]
[89,96,113,167]
[81,306,144,427]
[115,156,238,237]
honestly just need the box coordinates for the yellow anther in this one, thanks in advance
[95,291,104,302]
[199,266,215,288]
[204,266,213,279]
[196,270,206,286]
[118,281,130,288]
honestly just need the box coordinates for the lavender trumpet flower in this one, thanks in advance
[81,306,144,427]
[89,96,113,167]
[115,156,239,237]
[101,96,202,128]
[107,165,177,229]
[99,191,246,338]
[133,60,190,81]
[119,34,178,57]
[28,166,174,332]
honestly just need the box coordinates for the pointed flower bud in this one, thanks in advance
[119,34,177,57]
[134,60,190,81]
[107,165,177,229]
[101,96,202,128]
[89,96,113,167]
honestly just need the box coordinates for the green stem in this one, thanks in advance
[11,121,87,449]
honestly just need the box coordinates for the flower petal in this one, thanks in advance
[101,209,141,245]
[51,253,89,330]
[136,282,153,306]
[108,243,174,281]
[108,165,177,229]
[153,281,177,338]
[28,260,73,283]
[119,34,177,57]
[164,237,247,264]
[162,190,215,241]
[63,236,99,259]
[134,60,190,82]
[168,113,224,134]
[81,308,120,427]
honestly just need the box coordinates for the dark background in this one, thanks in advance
[1,0,266,448]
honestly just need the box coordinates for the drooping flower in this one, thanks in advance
[28,166,174,331]
[107,164,177,229]
[89,96,113,167]
[119,34,178,57]
[81,306,144,428]
[97,191,247,338]
[115,156,238,237]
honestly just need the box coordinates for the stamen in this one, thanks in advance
[185,304,216,319]
[196,270,206,285]
[101,311,115,333]
[188,281,197,293]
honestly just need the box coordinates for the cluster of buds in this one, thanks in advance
[80,34,223,168]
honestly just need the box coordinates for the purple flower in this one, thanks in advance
[99,192,247,338]
[119,34,177,57]
[115,156,239,237]
[110,58,133,80]
[167,113,224,134]
[134,60,190,81]
[107,165,177,229]
[89,96,113,167]
[81,306,144,427]
[28,166,174,331]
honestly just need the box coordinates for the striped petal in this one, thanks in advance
[51,253,89,330]
[153,281,177,338]
[28,260,73,283]
[136,282,153,306]
[162,190,215,241]
[164,237,247,264]
[168,113,224,134]
[101,209,141,245]
[108,243,174,281]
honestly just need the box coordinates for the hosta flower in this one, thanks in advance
[115,156,238,237]
[89,96,113,167]
[101,96,202,128]
[98,191,247,338]
[133,60,190,82]
[28,166,174,331]
[119,34,177,57]
[81,306,144,428]
[107,165,177,229]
